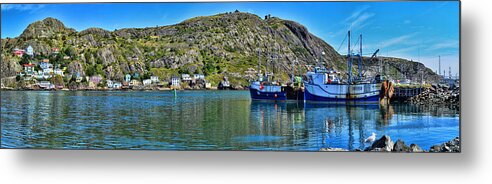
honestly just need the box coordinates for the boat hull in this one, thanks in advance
[249,87,287,100]
[304,83,380,103]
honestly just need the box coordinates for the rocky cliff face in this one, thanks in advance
[1,12,440,85]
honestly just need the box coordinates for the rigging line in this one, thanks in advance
[336,34,348,52]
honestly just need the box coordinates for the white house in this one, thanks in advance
[23,63,35,76]
[54,69,64,76]
[39,81,52,89]
[150,76,159,83]
[107,80,114,88]
[181,74,192,81]
[113,82,122,89]
[143,79,152,86]
[193,74,205,80]
[26,45,34,56]
[171,76,181,87]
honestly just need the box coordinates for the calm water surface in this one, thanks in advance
[1,90,459,151]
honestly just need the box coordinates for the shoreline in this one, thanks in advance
[320,135,460,152]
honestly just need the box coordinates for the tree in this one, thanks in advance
[85,65,96,77]
[19,54,31,65]
[142,72,151,80]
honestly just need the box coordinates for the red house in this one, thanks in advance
[14,49,25,57]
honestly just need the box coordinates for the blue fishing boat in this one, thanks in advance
[304,31,380,103]
[249,81,287,100]
[249,49,287,101]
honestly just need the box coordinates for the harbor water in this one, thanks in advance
[1,90,459,151]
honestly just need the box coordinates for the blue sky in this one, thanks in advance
[1,2,459,74]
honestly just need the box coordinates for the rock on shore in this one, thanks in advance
[429,137,460,152]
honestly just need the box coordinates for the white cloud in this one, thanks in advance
[380,33,417,48]
[349,12,375,30]
[1,4,45,12]
[344,5,371,22]
[426,40,459,51]
[342,5,374,31]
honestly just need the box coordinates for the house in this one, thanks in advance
[171,76,181,87]
[107,80,114,88]
[113,82,122,89]
[150,76,159,83]
[52,47,60,54]
[181,74,192,81]
[13,49,25,57]
[38,81,52,89]
[133,73,140,79]
[23,63,35,76]
[125,74,131,82]
[26,45,34,56]
[76,76,83,83]
[54,69,64,76]
[205,82,212,89]
[193,74,205,80]
[63,56,70,60]
[129,79,141,87]
[143,79,152,86]
[90,75,103,84]
[40,60,52,70]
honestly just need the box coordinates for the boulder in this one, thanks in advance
[429,137,460,152]
[392,139,410,152]
[429,145,442,152]
[409,144,423,152]
[369,135,394,152]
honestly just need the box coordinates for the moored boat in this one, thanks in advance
[304,67,379,102]
[249,81,287,100]
[304,31,380,103]
[249,49,288,101]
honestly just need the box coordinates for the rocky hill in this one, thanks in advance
[1,11,440,87]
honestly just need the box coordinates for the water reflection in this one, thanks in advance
[1,91,459,151]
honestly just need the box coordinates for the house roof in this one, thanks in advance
[23,63,35,67]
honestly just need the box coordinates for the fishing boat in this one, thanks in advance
[249,50,287,101]
[249,80,287,100]
[304,31,380,103]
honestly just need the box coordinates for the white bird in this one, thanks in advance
[364,132,377,143]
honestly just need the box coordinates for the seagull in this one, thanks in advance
[364,132,377,143]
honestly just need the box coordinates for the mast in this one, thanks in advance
[358,34,363,80]
[347,31,352,83]
[258,49,261,80]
